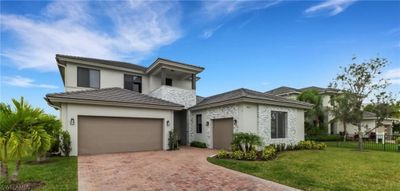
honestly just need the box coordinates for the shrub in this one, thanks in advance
[190,141,207,148]
[299,140,326,150]
[262,146,276,160]
[396,137,400,144]
[231,132,262,152]
[216,150,229,159]
[244,150,257,161]
[168,131,179,150]
[232,150,245,160]
[306,135,341,142]
[60,131,72,157]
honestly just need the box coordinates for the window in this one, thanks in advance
[77,67,100,88]
[165,78,173,86]
[271,111,287,139]
[124,74,142,93]
[196,114,202,133]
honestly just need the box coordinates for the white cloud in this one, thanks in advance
[201,24,223,39]
[0,1,182,72]
[2,76,58,89]
[305,0,356,16]
[384,68,400,85]
[202,1,281,18]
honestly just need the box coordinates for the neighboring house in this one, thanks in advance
[266,86,396,136]
[46,55,312,156]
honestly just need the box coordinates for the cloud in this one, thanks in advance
[202,0,281,18]
[305,0,356,16]
[2,76,58,89]
[0,1,182,72]
[201,24,223,39]
[384,68,400,85]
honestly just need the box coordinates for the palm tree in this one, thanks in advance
[0,97,49,182]
[297,90,325,130]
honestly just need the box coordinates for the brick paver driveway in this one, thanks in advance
[78,147,299,191]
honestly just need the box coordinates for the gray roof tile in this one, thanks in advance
[194,88,313,109]
[46,88,183,108]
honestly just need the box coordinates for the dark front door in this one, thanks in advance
[174,110,187,145]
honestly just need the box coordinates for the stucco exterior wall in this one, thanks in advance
[60,103,174,156]
[64,63,150,93]
[336,119,376,135]
[149,85,196,109]
[189,103,305,148]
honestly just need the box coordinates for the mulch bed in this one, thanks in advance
[4,181,45,191]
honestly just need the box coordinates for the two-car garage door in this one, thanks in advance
[78,116,163,155]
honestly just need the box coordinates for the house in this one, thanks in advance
[46,55,312,156]
[266,86,396,136]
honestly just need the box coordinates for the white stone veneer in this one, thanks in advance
[149,85,196,109]
[189,105,239,148]
[189,104,305,148]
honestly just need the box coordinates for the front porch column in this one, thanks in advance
[161,68,166,85]
[191,73,196,90]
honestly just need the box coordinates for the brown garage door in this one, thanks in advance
[78,116,163,155]
[213,118,233,150]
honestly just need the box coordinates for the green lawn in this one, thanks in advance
[4,157,77,191]
[208,147,400,191]
[325,141,399,152]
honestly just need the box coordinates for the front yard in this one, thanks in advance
[208,147,400,191]
[1,157,77,191]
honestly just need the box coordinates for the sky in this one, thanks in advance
[1,0,399,115]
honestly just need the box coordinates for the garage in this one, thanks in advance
[213,118,233,150]
[78,116,163,155]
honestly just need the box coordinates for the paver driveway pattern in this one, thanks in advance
[78,147,299,191]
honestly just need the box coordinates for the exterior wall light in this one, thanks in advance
[70,118,75,126]
[206,121,209,126]
[233,119,237,125]
[166,120,170,126]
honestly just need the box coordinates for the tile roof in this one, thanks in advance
[56,54,147,71]
[266,86,339,96]
[193,88,313,109]
[46,88,183,108]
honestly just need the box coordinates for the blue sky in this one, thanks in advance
[1,0,399,115]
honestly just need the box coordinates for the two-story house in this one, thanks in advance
[46,55,312,156]
[266,86,395,136]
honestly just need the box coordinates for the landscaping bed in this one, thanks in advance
[209,147,400,191]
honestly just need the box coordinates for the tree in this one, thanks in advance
[330,57,389,151]
[364,92,397,134]
[329,92,355,141]
[297,90,325,135]
[0,97,53,182]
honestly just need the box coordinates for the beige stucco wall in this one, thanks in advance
[189,103,305,148]
[64,63,150,93]
[336,119,376,135]
[60,103,174,156]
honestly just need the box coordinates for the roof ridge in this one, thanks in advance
[56,54,147,70]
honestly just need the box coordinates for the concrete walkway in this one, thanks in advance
[78,147,300,191]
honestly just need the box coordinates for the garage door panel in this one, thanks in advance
[213,118,233,150]
[78,116,163,155]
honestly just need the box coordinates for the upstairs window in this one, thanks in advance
[196,114,202,133]
[271,111,287,139]
[124,74,142,93]
[165,78,173,86]
[77,67,100,88]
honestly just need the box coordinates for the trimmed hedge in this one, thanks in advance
[306,135,342,142]
[190,141,207,148]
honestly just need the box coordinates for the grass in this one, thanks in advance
[208,147,400,191]
[325,141,399,152]
[4,156,77,191]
